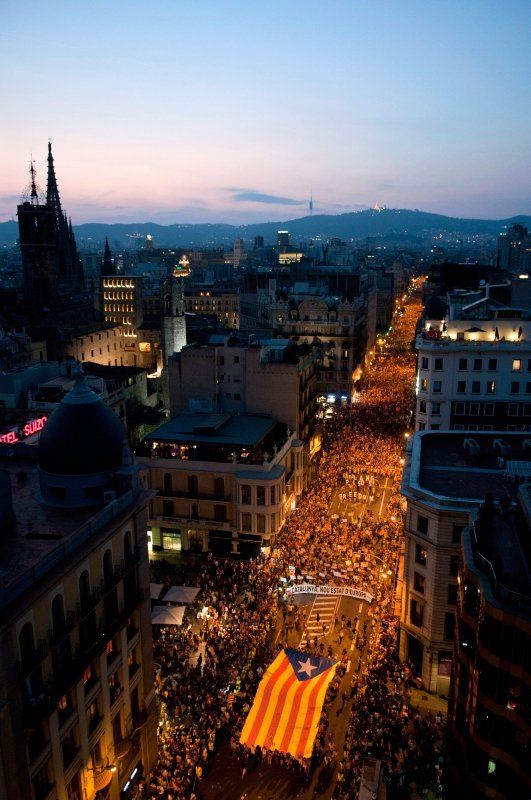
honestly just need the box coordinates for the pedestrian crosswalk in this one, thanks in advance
[298,595,340,648]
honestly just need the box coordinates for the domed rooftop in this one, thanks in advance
[39,369,126,475]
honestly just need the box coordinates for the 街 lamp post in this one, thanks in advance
[86,761,117,794]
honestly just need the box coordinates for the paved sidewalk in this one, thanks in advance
[409,686,448,717]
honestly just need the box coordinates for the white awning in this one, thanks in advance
[150,583,164,600]
[151,605,185,626]
[163,586,200,604]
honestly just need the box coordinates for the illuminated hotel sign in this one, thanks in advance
[0,415,47,444]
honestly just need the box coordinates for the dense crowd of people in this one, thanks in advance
[137,283,446,799]
[333,618,445,799]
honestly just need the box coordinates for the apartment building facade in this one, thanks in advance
[446,485,531,799]
[138,412,306,558]
[400,430,529,696]
[415,294,531,432]
[0,372,157,800]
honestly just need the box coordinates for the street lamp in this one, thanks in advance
[86,760,117,792]
[87,764,117,774]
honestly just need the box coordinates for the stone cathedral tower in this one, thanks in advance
[18,141,84,316]
[161,275,186,364]
[160,275,186,411]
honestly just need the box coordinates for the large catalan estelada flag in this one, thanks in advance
[239,648,337,759]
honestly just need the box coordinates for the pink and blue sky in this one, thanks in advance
[1,0,531,225]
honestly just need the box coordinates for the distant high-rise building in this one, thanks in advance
[276,230,290,250]
[232,238,245,269]
[497,223,531,272]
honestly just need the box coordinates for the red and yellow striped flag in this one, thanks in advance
[239,648,337,759]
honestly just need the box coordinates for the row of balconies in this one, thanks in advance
[19,587,146,726]
[158,489,232,502]
[419,335,526,348]
[26,668,143,781]
[158,513,231,530]
[27,676,145,777]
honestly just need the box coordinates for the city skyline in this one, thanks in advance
[1,0,531,226]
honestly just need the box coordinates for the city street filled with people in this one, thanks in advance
[137,280,446,799]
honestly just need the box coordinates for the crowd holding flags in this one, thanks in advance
[240,648,337,760]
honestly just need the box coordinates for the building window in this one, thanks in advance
[409,599,424,628]
[469,402,480,415]
[234,355,240,364]
[471,381,480,394]
[454,402,465,415]
[452,424,464,430]
[488,358,497,371]
[419,401,427,413]
[256,486,266,505]
[458,358,468,371]
[421,357,429,369]
[162,500,174,516]
[434,357,443,371]
[214,505,226,522]
[86,699,100,733]
[270,486,276,505]
[413,572,425,594]
[450,555,460,575]
[415,544,427,566]
[433,380,442,393]
[256,514,266,533]
[511,381,520,394]
[452,524,464,544]
[523,403,531,415]
[508,403,519,416]
[473,358,482,371]
[234,393,241,401]
[432,402,441,415]
[447,584,458,605]
[420,378,428,391]
[444,613,455,641]
[513,359,521,371]
[526,383,531,395]
[417,513,429,535]
[241,485,251,504]
[431,424,440,430]
[241,512,252,531]
[486,380,495,394]
[457,381,466,393]
[484,403,494,416]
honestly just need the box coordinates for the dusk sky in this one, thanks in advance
[2,0,531,225]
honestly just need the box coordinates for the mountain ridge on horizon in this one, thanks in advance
[1,207,530,249]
